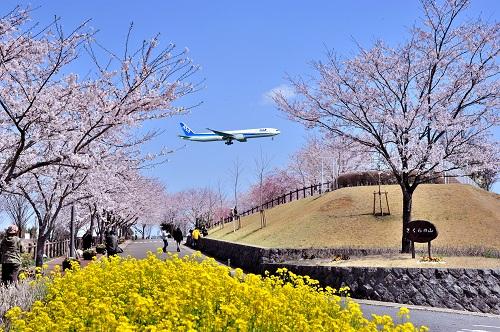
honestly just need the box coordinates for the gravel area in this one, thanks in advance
[283,254,500,269]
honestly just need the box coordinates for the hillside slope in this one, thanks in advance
[208,184,500,250]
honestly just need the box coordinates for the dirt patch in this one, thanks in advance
[319,197,354,212]
[284,254,500,269]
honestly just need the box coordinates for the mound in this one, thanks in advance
[208,184,500,251]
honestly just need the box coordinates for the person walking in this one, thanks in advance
[172,226,183,252]
[191,228,201,249]
[0,225,24,285]
[82,229,93,250]
[160,225,169,253]
[105,230,118,257]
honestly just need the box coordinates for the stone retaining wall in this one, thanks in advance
[199,238,500,314]
[261,263,500,314]
[199,238,267,274]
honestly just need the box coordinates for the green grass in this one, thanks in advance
[208,184,500,251]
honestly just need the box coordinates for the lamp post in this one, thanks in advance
[69,204,75,258]
[319,156,337,192]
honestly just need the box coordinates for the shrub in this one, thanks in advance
[20,253,34,269]
[95,244,106,254]
[4,252,427,331]
[61,258,80,271]
[82,249,96,261]
[0,278,47,328]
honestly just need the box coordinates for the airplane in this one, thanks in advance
[178,122,280,145]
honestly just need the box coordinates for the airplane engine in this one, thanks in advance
[234,134,247,142]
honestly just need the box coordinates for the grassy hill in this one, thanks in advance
[208,184,500,252]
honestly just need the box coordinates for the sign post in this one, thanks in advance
[405,220,438,259]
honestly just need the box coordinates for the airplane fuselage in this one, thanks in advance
[179,123,280,145]
[182,128,279,142]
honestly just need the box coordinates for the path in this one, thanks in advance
[119,238,196,259]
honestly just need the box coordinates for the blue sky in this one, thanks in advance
[3,1,499,197]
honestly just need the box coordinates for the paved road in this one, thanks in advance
[358,301,500,332]
[120,240,500,332]
[119,238,196,260]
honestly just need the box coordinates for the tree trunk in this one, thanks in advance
[142,224,146,239]
[401,188,413,253]
[35,234,47,267]
[89,208,95,242]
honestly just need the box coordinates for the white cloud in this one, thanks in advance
[262,84,295,105]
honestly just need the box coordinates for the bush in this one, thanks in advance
[61,257,80,271]
[82,249,96,260]
[0,279,47,328]
[95,244,106,254]
[4,252,426,331]
[20,253,35,269]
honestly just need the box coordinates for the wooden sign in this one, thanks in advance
[406,220,438,259]
[405,219,438,243]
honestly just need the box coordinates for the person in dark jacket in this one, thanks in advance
[172,226,183,252]
[0,225,23,284]
[105,230,118,257]
[82,229,93,250]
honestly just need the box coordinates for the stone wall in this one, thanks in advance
[261,263,500,314]
[199,238,267,274]
[199,238,500,314]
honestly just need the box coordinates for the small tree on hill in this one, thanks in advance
[275,0,499,253]
[470,168,498,191]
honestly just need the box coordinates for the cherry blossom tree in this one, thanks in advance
[243,168,299,209]
[288,136,373,187]
[161,192,190,233]
[104,173,166,239]
[0,7,198,193]
[275,0,499,252]
[0,7,199,262]
[167,187,226,231]
[10,165,90,265]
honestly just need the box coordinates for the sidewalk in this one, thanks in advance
[44,240,132,272]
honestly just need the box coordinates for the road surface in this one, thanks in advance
[121,239,500,332]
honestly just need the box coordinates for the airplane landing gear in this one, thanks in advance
[225,140,233,145]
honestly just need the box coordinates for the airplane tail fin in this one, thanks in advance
[180,122,195,136]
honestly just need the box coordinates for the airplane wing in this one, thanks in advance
[207,128,234,138]
[207,128,247,143]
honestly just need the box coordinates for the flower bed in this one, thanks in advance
[3,252,427,331]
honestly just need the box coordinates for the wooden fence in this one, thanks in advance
[24,239,70,259]
[241,181,335,217]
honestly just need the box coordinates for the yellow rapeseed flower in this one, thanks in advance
[2,252,426,331]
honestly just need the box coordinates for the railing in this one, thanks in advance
[443,170,479,187]
[240,181,335,218]
[209,181,335,229]
[24,239,70,259]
